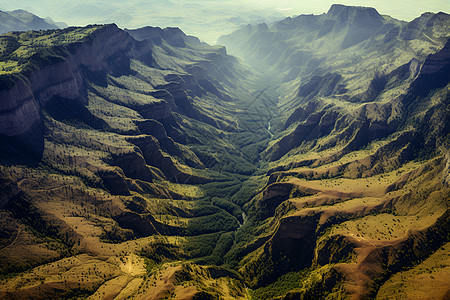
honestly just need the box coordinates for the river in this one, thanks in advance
[267,120,274,139]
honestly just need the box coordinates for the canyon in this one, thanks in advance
[0,4,449,299]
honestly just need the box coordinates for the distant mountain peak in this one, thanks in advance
[125,26,202,47]
[256,23,269,31]
[327,4,380,15]
[0,9,59,34]
[327,4,383,23]
[9,9,27,13]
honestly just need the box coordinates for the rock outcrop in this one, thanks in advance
[0,178,20,208]
[0,25,136,159]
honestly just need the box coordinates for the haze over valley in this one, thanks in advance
[1,0,449,43]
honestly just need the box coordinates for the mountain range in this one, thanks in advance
[0,4,449,300]
[0,9,66,35]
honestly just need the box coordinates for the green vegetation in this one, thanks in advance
[0,25,104,75]
[58,289,94,300]
[251,271,307,300]
[183,233,222,258]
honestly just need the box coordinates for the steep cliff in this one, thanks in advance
[220,6,449,164]
[0,24,261,295]
[0,24,135,160]
[217,6,450,299]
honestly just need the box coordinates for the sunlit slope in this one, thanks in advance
[0,4,449,299]
[0,24,273,299]
[218,4,449,299]
[219,5,450,161]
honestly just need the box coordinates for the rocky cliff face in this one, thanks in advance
[0,22,244,193]
[125,26,201,47]
[0,23,237,162]
[217,6,449,299]
[0,78,41,137]
[0,178,20,208]
[0,25,136,160]
[220,7,449,164]
[409,38,450,96]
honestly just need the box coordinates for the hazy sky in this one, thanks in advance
[0,0,448,43]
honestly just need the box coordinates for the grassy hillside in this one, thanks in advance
[0,25,102,75]
[215,5,450,299]
[0,23,278,299]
